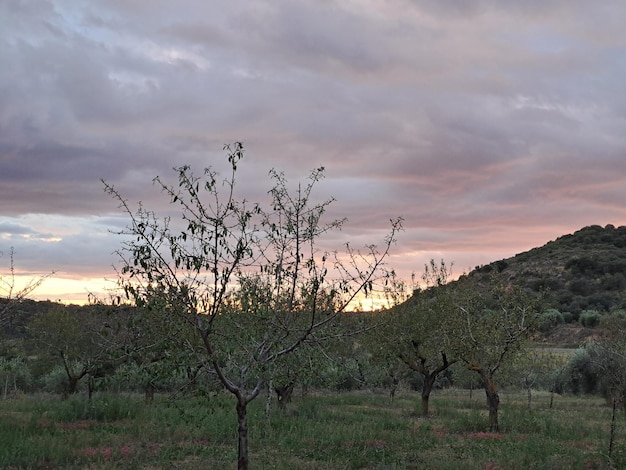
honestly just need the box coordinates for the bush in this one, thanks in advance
[579,310,601,328]
[561,348,598,395]
[538,309,564,332]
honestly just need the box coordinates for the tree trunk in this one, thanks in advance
[527,386,532,409]
[421,374,436,416]
[236,398,249,470]
[389,373,399,402]
[609,396,617,460]
[275,383,294,410]
[68,376,79,396]
[264,379,272,438]
[145,382,155,404]
[482,377,500,432]
[88,376,94,400]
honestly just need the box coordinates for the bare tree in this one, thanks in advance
[1,247,54,329]
[103,143,402,469]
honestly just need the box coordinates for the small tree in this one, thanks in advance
[0,356,31,398]
[29,306,113,398]
[588,315,626,405]
[384,259,457,416]
[508,347,567,409]
[1,247,53,329]
[104,143,401,469]
[452,279,540,432]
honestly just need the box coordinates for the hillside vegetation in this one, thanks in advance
[466,224,626,321]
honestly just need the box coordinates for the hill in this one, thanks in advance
[466,224,626,319]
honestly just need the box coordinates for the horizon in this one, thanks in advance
[4,222,615,307]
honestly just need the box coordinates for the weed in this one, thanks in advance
[0,390,622,468]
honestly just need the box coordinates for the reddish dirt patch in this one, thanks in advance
[37,418,53,428]
[57,420,93,430]
[364,439,386,449]
[569,440,596,451]
[82,446,113,460]
[465,432,503,440]
[120,444,134,458]
[483,461,500,470]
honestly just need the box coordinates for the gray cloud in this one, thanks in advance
[1,0,626,299]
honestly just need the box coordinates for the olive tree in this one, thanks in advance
[29,305,114,398]
[452,279,540,432]
[104,143,401,470]
[587,315,626,405]
[380,259,457,416]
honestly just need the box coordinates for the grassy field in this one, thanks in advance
[0,388,623,469]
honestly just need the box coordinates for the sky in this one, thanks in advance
[2,0,626,304]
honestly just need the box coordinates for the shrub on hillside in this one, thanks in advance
[538,309,564,332]
[579,310,601,328]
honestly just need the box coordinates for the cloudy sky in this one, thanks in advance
[2,0,626,303]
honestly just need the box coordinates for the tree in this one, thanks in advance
[587,314,626,405]
[451,279,540,432]
[1,247,53,330]
[104,143,402,470]
[508,347,567,409]
[0,356,31,399]
[29,305,114,398]
[103,302,201,402]
[382,259,457,416]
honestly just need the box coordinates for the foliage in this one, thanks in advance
[557,331,626,404]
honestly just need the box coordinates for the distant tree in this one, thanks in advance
[103,302,200,402]
[104,143,401,470]
[588,315,626,405]
[0,356,31,399]
[29,306,113,398]
[507,347,568,409]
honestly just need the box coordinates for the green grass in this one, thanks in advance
[0,389,623,469]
